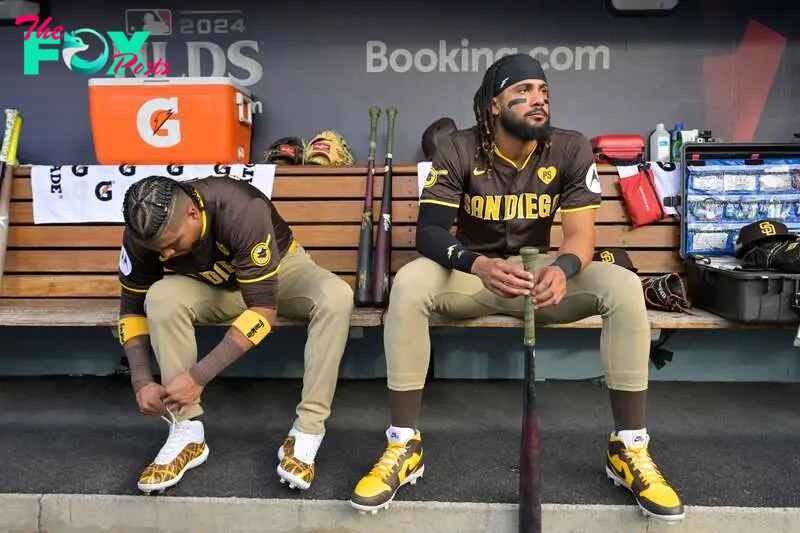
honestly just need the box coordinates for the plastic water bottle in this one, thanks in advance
[671,123,684,163]
[650,123,671,162]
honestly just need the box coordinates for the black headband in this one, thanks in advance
[493,54,547,97]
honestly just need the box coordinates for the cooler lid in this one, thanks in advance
[88,76,251,96]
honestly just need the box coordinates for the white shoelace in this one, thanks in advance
[153,407,193,465]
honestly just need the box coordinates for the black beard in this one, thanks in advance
[499,108,553,142]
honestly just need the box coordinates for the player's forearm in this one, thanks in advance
[416,203,480,273]
[189,306,276,385]
[122,336,155,392]
[118,314,155,391]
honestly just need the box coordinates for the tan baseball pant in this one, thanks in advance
[143,244,354,434]
[384,253,651,392]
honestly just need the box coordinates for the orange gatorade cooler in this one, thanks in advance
[88,76,254,164]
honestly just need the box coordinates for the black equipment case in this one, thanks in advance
[679,141,800,324]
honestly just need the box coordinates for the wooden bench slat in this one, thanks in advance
[7,223,679,249]
[8,200,423,225]
[8,198,674,225]
[11,164,620,179]
[4,249,685,275]
[0,299,382,327]
[0,274,358,298]
[10,166,623,201]
[10,175,419,201]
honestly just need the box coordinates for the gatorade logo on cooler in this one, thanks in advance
[136,97,181,148]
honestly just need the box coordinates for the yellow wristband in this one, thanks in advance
[232,309,271,345]
[118,316,149,345]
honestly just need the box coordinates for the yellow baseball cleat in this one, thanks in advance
[350,429,425,514]
[606,433,685,522]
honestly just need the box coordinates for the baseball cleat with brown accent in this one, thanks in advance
[276,432,323,490]
[277,436,315,490]
[606,433,685,521]
[137,411,209,494]
[277,454,315,490]
[349,430,424,514]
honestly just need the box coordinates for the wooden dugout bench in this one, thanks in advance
[0,164,765,331]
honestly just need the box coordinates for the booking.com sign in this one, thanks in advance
[16,16,170,76]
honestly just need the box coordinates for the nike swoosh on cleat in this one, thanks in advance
[473,168,486,175]
[609,456,627,480]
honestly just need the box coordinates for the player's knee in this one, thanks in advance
[603,264,647,312]
[315,276,354,315]
[389,259,438,306]
[144,279,190,322]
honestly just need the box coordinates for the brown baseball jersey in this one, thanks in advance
[420,126,601,256]
[118,177,295,315]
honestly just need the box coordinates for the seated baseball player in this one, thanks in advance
[117,174,353,493]
[350,53,684,522]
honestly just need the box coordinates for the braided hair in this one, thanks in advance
[472,57,509,174]
[122,176,194,242]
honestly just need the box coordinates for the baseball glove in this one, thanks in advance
[304,130,355,166]
[641,273,691,313]
[263,137,305,165]
[741,239,800,274]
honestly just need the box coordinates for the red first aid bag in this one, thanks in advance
[618,164,666,228]
[590,134,646,165]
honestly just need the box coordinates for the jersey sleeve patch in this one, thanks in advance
[119,246,132,277]
[585,163,602,194]
[249,236,272,267]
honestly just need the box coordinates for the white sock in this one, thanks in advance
[616,428,648,449]
[175,419,204,442]
[387,425,416,445]
[288,428,324,464]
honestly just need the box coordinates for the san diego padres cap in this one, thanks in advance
[593,248,638,273]
[734,219,797,258]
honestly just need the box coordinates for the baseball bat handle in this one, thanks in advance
[520,247,539,347]
[368,106,381,161]
[385,106,397,155]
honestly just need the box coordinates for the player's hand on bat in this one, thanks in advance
[471,256,535,298]
[136,382,167,417]
[532,265,567,309]
[164,371,204,415]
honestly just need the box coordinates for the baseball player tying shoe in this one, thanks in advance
[350,53,684,522]
[117,175,353,494]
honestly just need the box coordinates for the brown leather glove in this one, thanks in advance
[641,273,691,313]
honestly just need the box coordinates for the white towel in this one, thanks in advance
[30,164,276,224]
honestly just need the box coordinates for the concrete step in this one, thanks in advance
[3,493,799,533]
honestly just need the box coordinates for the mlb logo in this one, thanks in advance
[125,9,172,36]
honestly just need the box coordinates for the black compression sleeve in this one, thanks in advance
[416,203,480,273]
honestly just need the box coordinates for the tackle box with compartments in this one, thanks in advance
[679,141,800,324]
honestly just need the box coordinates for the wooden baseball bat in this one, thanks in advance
[519,246,541,533]
[0,109,23,290]
[354,106,382,306]
[371,106,397,307]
